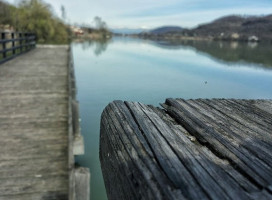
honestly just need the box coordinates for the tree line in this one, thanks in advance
[0,0,70,44]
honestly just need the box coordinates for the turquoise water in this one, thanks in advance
[72,37,272,200]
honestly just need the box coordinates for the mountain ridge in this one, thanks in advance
[137,14,272,41]
[149,26,183,34]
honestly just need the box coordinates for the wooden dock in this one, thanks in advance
[100,99,272,200]
[0,45,87,200]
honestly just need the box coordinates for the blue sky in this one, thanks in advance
[6,0,272,29]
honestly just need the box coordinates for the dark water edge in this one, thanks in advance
[72,37,272,200]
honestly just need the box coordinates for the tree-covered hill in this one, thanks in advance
[188,15,272,41]
[137,14,272,42]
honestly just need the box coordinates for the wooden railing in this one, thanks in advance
[0,32,36,64]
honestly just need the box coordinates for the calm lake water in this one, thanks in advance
[72,37,272,200]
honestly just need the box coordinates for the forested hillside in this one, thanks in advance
[138,14,272,42]
[188,15,272,41]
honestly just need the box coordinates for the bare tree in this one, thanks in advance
[94,16,107,30]
[61,5,66,21]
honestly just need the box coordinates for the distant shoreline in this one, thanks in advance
[116,34,268,43]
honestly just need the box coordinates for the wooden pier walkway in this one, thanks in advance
[100,99,272,200]
[0,45,73,200]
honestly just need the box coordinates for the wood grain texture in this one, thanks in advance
[0,46,69,199]
[74,167,90,200]
[100,99,272,200]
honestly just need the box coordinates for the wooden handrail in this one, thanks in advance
[0,32,36,64]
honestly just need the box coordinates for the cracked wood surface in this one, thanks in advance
[100,99,272,200]
[0,46,69,200]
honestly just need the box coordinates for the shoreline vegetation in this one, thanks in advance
[0,0,111,44]
[71,26,112,41]
[0,0,69,44]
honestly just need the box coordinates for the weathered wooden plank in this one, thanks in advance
[136,102,250,199]
[0,107,67,120]
[187,99,272,167]
[0,143,68,160]
[100,99,272,200]
[212,99,272,135]
[125,102,208,200]
[188,99,272,168]
[252,100,272,115]
[0,157,67,177]
[0,129,67,142]
[101,113,152,200]
[74,167,90,200]
[0,176,68,196]
[0,119,67,132]
[101,101,185,200]
[198,99,272,142]
[0,89,68,96]
[0,191,68,200]
[0,65,68,76]
[149,105,259,193]
[0,164,68,179]
[0,76,68,90]
[164,98,271,187]
[72,100,84,155]
[227,99,272,122]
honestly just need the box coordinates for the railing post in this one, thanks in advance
[2,32,6,59]
[12,33,15,55]
[30,33,34,49]
[19,33,23,53]
[25,33,28,50]
[33,34,36,48]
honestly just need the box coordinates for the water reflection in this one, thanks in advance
[73,38,111,56]
[73,37,272,69]
[248,42,258,49]
[230,41,239,49]
[143,39,272,69]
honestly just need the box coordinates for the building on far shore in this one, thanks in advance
[70,26,84,36]
[248,35,259,42]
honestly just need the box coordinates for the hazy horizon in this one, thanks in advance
[5,0,272,29]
